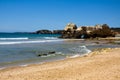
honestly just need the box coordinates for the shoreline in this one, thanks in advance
[0,38,120,70]
[0,48,120,80]
[0,46,108,70]
[0,48,118,70]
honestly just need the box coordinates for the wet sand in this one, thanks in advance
[0,48,120,80]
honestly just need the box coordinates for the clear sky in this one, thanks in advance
[0,0,120,32]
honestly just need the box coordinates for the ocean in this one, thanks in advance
[0,33,120,69]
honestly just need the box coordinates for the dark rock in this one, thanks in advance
[37,51,56,57]
[42,53,48,56]
[90,24,116,38]
[36,30,52,34]
[111,28,120,33]
[37,53,48,57]
[37,54,42,57]
[48,51,55,54]
[53,30,64,34]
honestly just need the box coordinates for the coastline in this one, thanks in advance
[1,37,119,70]
[0,48,120,80]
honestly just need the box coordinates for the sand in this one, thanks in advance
[0,48,120,80]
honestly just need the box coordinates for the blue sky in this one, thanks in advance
[0,0,120,32]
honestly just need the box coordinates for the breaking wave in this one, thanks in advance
[0,37,29,40]
[43,37,58,40]
[0,40,63,45]
[70,46,91,54]
[68,46,91,58]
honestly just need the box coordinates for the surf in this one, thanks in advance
[0,39,63,45]
[0,37,29,40]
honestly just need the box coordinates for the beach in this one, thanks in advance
[0,48,120,80]
[0,0,120,80]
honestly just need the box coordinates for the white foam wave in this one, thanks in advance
[68,54,80,58]
[0,40,63,45]
[0,37,29,40]
[20,64,28,67]
[71,46,91,54]
[43,37,58,39]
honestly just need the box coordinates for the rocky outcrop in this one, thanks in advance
[60,23,116,39]
[35,30,64,34]
[111,28,120,33]
[53,30,64,34]
[64,23,77,31]
[36,30,52,34]
[37,51,56,57]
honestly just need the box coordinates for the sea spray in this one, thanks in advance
[67,46,92,58]
[70,46,91,54]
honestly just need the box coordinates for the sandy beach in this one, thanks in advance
[0,48,120,80]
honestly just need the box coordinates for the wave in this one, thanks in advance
[43,37,58,40]
[0,37,29,40]
[68,54,80,58]
[70,46,91,54]
[0,40,63,45]
[0,37,59,40]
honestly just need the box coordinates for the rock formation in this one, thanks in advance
[53,30,64,34]
[37,51,56,57]
[36,30,52,34]
[111,28,120,34]
[35,30,64,34]
[60,23,116,39]
[64,23,77,31]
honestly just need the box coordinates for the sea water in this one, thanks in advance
[0,33,120,69]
